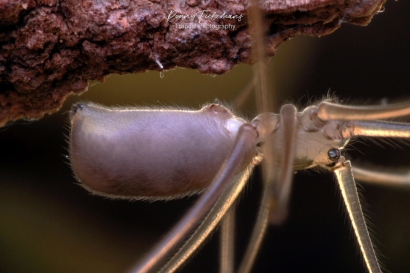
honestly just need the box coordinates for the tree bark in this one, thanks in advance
[0,0,385,126]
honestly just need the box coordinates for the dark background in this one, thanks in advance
[1,1,410,273]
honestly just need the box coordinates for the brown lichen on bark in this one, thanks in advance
[0,0,385,126]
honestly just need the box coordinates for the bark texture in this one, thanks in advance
[0,0,385,125]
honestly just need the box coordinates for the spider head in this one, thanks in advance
[293,104,350,170]
[292,122,349,170]
[252,104,350,171]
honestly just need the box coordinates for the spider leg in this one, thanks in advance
[128,124,258,273]
[236,168,275,273]
[248,0,273,114]
[233,2,280,272]
[317,100,410,121]
[353,166,410,187]
[342,120,410,138]
[233,58,274,110]
[220,206,236,273]
[234,78,254,110]
[159,165,255,273]
[337,119,410,185]
[269,104,299,224]
[237,104,298,273]
[333,159,382,273]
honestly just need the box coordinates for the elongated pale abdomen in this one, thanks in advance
[69,102,249,200]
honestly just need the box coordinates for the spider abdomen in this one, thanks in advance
[69,102,247,200]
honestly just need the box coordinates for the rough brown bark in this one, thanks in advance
[0,0,385,126]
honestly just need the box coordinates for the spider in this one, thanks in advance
[1,1,410,273]
[69,91,410,273]
[67,2,410,273]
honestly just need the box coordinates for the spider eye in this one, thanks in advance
[327,148,340,162]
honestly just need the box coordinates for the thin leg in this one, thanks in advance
[233,58,274,110]
[237,172,274,273]
[234,79,254,110]
[333,160,382,273]
[236,2,282,272]
[237,104,298,273]
[234,3,279,272]
[317,100,410,121]
[159,166,255,273]
[269,104,298,224]
[128,124,258,273]
[248,0,274,114]
[342,120,410,138]
[353,166,410,187]
[220,206,235,273]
